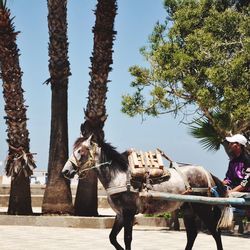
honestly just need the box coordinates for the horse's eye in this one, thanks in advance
[83,146,90,152]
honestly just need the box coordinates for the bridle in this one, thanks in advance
[65,140,132,195]
[69,142,112,179]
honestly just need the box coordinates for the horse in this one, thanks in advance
[62,135,231,250]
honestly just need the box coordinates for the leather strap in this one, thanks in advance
[171,162,192,191]
[196,166,212,196]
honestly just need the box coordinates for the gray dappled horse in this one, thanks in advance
[62,136,229,250]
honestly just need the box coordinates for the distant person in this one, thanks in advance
[223,134,250,193]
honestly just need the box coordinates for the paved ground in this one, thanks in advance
[0,207,116,215]
[0,225,249,250]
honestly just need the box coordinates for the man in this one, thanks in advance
[223,134,250,193]
[222,134,250,233]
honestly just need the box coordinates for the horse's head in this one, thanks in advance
[62,135,100,179]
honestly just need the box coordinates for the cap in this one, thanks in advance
[225,134,247,147]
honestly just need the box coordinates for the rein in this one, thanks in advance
[79,161,112,174]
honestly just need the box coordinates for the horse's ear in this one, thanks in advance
[83,134,93,147]
[87,134,93,142]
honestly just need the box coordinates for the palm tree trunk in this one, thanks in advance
[75,0,117,216]
[42,0,73,214]
[0,0,35,215]
[8,171,32,215]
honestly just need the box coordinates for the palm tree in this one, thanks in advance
[189,113,250,156]
[74,0,117,216]
[0,0,36,215]
[42,0,73,214]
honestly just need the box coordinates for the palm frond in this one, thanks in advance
[0,0,7,9]
[189,118,222,151]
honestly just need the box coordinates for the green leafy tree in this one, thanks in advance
[121,0,250,150]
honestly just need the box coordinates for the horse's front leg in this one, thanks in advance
[109,214,124,250]
[123,210,135,250]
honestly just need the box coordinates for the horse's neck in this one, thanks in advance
[98,168,128,191]
[98,152,128,190]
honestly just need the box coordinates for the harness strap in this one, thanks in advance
[171,162,212,195]
[106,165,135,196]
[106,184,137,196]
[196,166,212,196]
[157,150,193,193]
[171,162,192,192]
[191,187,211,193]
[70,154,79,167]
[126,168,132,192]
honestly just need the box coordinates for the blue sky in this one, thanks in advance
[0,0,228,178]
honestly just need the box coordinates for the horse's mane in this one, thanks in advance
[73,137,128,172]
[99,141,128,172]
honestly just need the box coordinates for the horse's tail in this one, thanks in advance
[210,174,234,230]
[217,205,234,230]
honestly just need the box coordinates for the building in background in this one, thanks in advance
[0,170,78,186]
